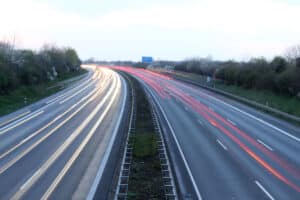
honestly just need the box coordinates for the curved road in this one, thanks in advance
[116,66,300,200]
[0,66,127,200]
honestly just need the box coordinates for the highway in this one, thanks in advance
[116,67,300,200]
[0,66,128,200]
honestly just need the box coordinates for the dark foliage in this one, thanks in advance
[0,42,81,94]
[174,56,300,96]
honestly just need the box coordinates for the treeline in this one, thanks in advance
[0,42,82,94]
[174,46,300,97]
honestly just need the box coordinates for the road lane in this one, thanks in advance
[0,72,102,167]
[0,66,128,199]
[0,67,93,129]
[116,67,300,200]
[10,73,119,200]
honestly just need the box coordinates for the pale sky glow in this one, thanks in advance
[1,0,300,61]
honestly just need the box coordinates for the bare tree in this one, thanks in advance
[285,44,300,63]
[0,34,18,63]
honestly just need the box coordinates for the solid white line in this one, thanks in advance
[0,110,44,135]
[227,119,237,126]
[20,169,41,190]
[11,71,117,200]
[46,76,92,105]
[42,73,123,200]
[0,111,31,128]
[255,180,275,200]
[197,119,203,125]
[203,92,300,142]
[59,80,95,104]
[257,139,273,151]
[0,72,92,134]
[0,86,98,160]
[0,71,111,175]
[87,74,126,200]
[217,139,228,151]
[114,76,134,200]
[145,84,203,200]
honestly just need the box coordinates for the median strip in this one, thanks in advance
[115,74,176,199]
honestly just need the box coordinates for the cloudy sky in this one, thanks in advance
[1,0,300,61]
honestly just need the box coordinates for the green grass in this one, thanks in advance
[133,133,158,158]
[127,76,164,200]
[215,84,300,117]
[0,70,87,116]
[162,70,300,118]
[128,132,163,200]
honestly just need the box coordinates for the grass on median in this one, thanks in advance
[128,132,163,200]
[127,77,164,200]
[133,132,158,158]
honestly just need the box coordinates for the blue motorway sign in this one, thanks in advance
[142,56,153,63]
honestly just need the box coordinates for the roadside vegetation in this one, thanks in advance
[167,44,300,117]
[0,40,84,116]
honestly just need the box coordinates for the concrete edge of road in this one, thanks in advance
[173,76,300,124]
[137,78,202,199]
[90,74,131,200]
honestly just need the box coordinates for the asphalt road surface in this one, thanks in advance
[116,66,300,200]
[0,66,127,200]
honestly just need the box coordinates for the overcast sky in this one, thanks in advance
[1,0,300,61]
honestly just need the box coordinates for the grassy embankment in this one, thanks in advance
[166,70,300,118]
[127,77,164,199]
[0,70,87,116]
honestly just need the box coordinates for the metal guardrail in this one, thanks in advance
[147,93,178,199]
[174,76,300,123]
[115,72,178,199]
[115,76,136,200]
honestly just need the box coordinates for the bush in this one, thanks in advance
[0,41,81,94]
[174,54,300,98]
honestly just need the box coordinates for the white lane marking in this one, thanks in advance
[197,119,204,125]
[20,169,41,190]
[144,84,203,200]
[0,71,111,175]
[0,111,44,135]
[227,119,237,126]
[204,92,300,142]
[0,111,31,128]
[257,139,273,151]
[87,75,126,200]
[0,86,98,160]
[216,139,228,151]
[255,180,275,200]
[59,80,95,104]
[0,73,93,133]
[11,70,117,200]
[46,76,92,105]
